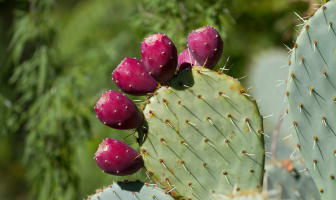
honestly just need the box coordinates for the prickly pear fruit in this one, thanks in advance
[94,138,144,176]
[187,26,223,68]
[177,49,199,71]
[141,33,177,83]
[112,58,158,96]
[94,90,143,130]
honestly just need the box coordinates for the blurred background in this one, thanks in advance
[0,0,322,199]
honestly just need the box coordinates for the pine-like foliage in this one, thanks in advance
[2,0,145,199]
[8,0,82,199]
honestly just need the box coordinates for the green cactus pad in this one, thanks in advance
[265,162,320,200]
[87,182,174,200]
[141,66,264,199]
[287,1,336,199]
[214,192,266,200]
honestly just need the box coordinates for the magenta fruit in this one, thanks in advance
[187,26,223,68]
[112,57,158,96]
[94,90,143,130]
[141,33,177,83]
[94,138,144,176]
[177,49,199,71]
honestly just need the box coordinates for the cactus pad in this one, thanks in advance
[265,162,320,200]
[214,192,266,200]
[87,182,174,200]
[141,66,264,199]
[287,1,336,199]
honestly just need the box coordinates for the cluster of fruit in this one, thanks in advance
[93,26,223,176]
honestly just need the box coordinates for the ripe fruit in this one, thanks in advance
[112,57,158,96]
[141,33,177,83]
[177,49,199,71]
[187,26,223,68]
[94,90,143,130]
[94,138,144,176]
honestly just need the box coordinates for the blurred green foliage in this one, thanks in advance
[0,0,314,199]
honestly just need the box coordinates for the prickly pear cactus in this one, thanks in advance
[287,1,336,199]
[88,182,174,200]
[141,66,264,200]
[265,162,320,200]
[214,192,266,200]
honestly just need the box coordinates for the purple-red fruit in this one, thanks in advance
[187,26,223,68]
[94,90,143,130]
[95,138,144,176]
[112,58,158,96]
[177,49,200,71]
[141,33,177,83]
